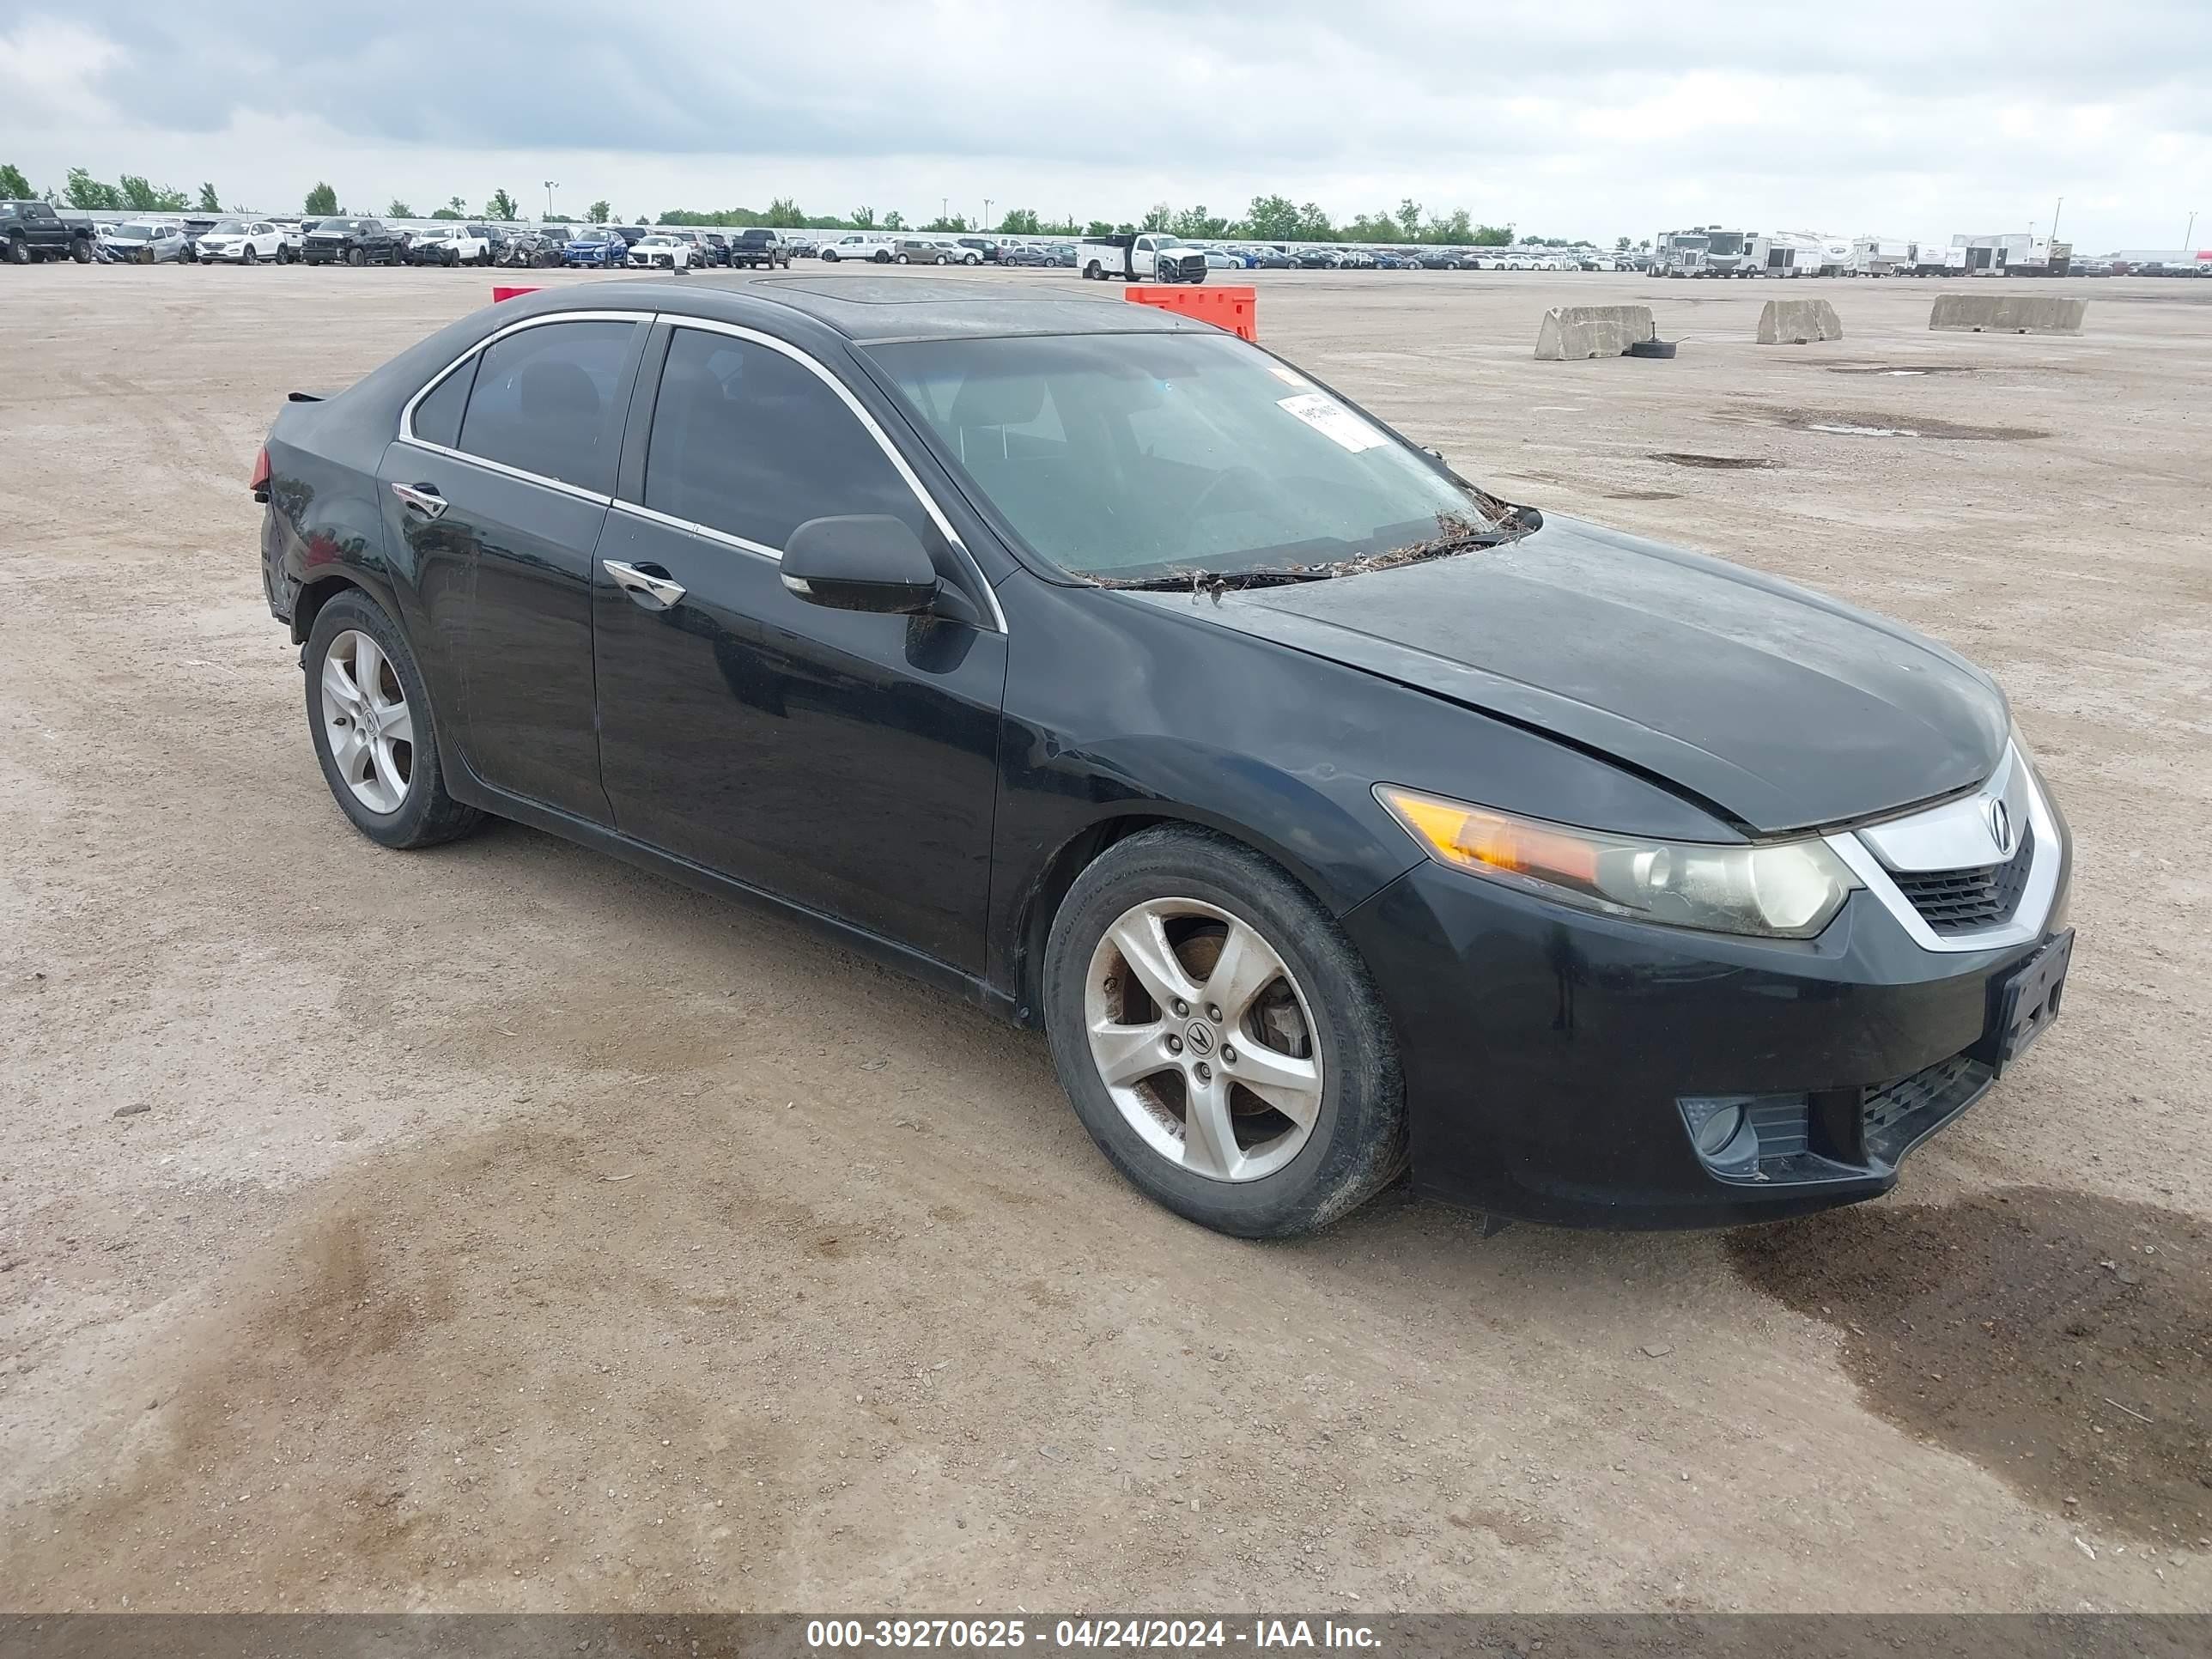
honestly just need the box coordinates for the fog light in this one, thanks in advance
[1693,1103,1746,1156]
[1678,1094,1762,1176]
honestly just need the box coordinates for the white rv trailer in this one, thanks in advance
[1958,233,2073,276]
[1850,236,1917,276]
[1911,237,1970,276]
[1748,230,1823,276]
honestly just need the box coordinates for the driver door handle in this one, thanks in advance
[391,482,447,519]
[603,558,686,611]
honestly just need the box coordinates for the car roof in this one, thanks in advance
[569,273,1205,344]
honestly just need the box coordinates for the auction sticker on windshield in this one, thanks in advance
[1277,392,1387,453]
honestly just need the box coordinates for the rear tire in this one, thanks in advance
[1042,826,1406,1237]
[304,591,484,851]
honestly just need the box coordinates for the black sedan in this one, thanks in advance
[301,217,406,266]
[252,276,2074,1237]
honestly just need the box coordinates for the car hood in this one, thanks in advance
[1133,514,2008,834]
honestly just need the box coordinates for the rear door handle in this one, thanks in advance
[602,559,686,611]
[391,482,447,519]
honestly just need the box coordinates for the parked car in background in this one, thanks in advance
[730,228,793,269]
[821,233,893,264]
[301,217,405,266]
[1255,249,1295,269]
[409,224,493,266]
[693,232,731,267]
[891,237,951,264]
[99,221,190,264]
[2,200,96,264]
[1077,233,1208,283]
[195,218,291,264]
[954,237,1000,264]
[1000,242,1048,266]
[1293,247,1340,269]
[562,228,630,268]
[628,234,692,270]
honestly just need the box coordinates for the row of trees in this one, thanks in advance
[3,166,1649,250]
[647,196,1641,248]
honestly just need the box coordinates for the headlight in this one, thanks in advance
[1374,784,1859,939]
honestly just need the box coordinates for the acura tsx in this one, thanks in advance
[253,275,2074,1237]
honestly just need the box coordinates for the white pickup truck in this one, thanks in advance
[1076,233,1209,283]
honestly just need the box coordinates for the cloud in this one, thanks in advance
[1,1,2204,249]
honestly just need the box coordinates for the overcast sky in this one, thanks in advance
[2,1,2205,249]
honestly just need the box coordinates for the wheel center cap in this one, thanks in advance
[1183,1022,1215,1057]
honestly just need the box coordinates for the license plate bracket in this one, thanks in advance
[1990,929,2072,1075]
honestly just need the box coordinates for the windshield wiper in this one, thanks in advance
[1093,514,1535,598]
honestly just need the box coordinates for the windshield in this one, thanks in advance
[868,332,1506,582]
[1705,231,1745,257]
[112,224,155,240]
[211,219,248,234]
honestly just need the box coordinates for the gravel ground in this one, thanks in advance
[1,264,2206,1612]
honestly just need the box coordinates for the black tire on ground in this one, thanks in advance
[445,248,458,267]
[276,243,291,264]
[137,246,154,264]
[6,234,31,264]
[242,246,257,265]
[347,246,366,266]
[303,590,484,851]
[70,236,93,264]
[1042,825,1407,1237]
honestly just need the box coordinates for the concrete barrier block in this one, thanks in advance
[1929,294,2087,335]
[1757,298,1844,344]
[1534,305,1656,361]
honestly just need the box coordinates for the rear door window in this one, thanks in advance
[456,319,638,495]
[642,327,929,552]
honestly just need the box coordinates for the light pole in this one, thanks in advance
[2187,210,2199,249]
[983,197,993,233]
[544,179,558,218]
[941,195,950,227]
[2050,196,2063,242]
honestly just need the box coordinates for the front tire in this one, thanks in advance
[346,246,366,267]
[304,592,483,850]
[1042,826,1405,1237]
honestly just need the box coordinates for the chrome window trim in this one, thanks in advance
[393,434,613,507]
[395,307,1006,633]
[395,307,646,461]
[611,497,781,562]
[1823,744,2060,954]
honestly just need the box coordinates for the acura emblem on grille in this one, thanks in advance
[1986,798,2014,857]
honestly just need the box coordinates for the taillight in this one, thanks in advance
[249,445,270,501]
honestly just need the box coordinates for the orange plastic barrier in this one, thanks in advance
[491,285,544,303]
[1124,284,1256,342]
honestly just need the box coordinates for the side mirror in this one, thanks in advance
[781,515,942,615]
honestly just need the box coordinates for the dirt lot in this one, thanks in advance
[2,264,2207,1613]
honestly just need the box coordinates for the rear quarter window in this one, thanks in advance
[410,357,478,450]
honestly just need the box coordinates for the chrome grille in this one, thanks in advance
[1889,823,2036,935]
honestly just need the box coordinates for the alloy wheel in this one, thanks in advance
[320,629,414,815]
[1083,897,1323,1182]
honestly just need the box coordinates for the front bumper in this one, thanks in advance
[1342,830,2073,1230]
